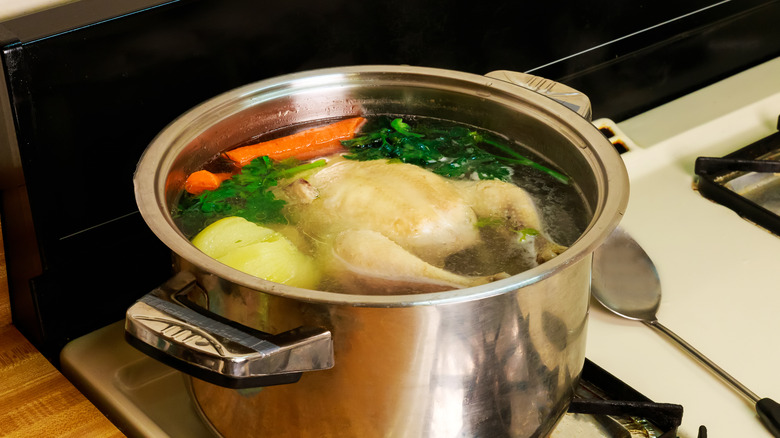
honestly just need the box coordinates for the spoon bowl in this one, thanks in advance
[592,227,661,322]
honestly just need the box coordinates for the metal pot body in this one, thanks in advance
[130,66,629,438]
[182,254,591,438]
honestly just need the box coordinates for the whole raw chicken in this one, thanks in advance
[273,156,565,294]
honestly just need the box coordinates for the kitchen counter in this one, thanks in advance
[0,216,124,437]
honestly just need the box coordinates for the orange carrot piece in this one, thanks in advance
[223,117,366,166]
[184,170,232,195]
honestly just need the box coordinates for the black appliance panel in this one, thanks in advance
[1,0,778,361]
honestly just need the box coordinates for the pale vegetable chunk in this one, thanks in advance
[216,239,321,289]
[192,216,277,259]
[192,216,321,289]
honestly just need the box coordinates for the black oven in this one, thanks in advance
[1,0,779,364]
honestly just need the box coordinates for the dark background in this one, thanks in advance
[1,0,779,362]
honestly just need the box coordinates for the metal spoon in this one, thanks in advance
[591,227,780,437]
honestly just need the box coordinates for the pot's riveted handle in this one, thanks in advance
[125,271,334,389]
[485,70,593,121]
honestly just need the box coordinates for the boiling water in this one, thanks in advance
[173,115,591,293]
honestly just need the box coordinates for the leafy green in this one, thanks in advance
[514,227,539,243]
[174,157,326,237]
[342,117,569,184]
[467,132,569,184]
[475,217,504,228]
[390,118,423,137]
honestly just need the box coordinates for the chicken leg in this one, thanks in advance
[326,229,509,295]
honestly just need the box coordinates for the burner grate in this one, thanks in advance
[694,114,780,235]
[569,359,685,438]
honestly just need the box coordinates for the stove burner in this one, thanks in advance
[694,114,780,235]
[570,360,684,438]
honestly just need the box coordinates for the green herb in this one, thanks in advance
[390,117,424,137]
[514,227,539,243]
[174,157,326,237]
[342,117,569,184]
[475,217,504,228]
[467,132,569,184]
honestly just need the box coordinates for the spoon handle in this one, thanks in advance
[644,319,760,402]
[644,320,780,437]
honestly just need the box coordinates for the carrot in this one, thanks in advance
[223,117,366,166]
[184,170,233,195]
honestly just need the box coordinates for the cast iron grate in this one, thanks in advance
[572,359,688,437]
[694,114,780,235]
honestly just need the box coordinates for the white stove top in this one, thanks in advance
[61,56,780,438]
[588,56,780,437]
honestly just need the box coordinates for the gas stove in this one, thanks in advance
[61,321,686,438]
[587,56,780,437]
[58,56,780,438]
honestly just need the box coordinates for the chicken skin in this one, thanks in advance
[273,156,564,294]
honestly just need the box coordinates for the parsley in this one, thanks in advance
[174,156,326,237]
[514,227,540,243]
[342,117,569,184]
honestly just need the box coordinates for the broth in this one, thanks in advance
[173,115,590,294]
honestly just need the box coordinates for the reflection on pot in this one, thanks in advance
[189,255,590,437]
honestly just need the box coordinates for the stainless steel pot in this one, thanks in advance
[127,66,628,438]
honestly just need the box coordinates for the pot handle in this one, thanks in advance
[485,70,593,121]
[125,271,334,389]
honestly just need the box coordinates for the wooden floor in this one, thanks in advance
[0,217,123,437]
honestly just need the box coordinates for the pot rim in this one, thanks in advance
[134,64,629,307]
